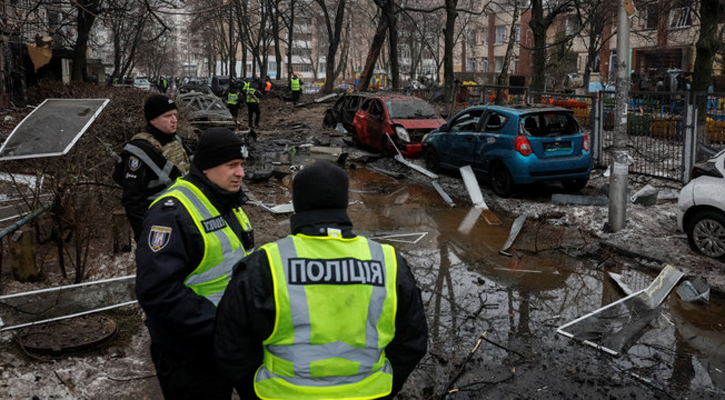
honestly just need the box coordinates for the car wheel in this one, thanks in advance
[425,147,441,172]
[685,210,725,259]
[489,162,514,197]
[562,179,588,193]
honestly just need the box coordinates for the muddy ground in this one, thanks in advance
[1,91,723,399]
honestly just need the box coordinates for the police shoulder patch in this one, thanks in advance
[148,225,172,252]
[128,155,141,171]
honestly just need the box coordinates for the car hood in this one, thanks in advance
[391,118,446,130]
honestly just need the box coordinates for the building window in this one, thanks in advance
[513,56,519,74]
[494,56,504,72]
[467,57,476,71]
[468,29,477,44]
[669,3,691,29]
[515,25,520,43]
[645,5,658,30]
[482,28,488,46]
[495,25,506,44]
[566,16,579,35]
[483,57,488,73]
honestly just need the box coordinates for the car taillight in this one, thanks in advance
[582,134,590,152]
[515,136,532,156]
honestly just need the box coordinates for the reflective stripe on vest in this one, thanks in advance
[227,92,239,105]
[151,179,252,306]
[290,78,300,91]
[246,88,259,103]
[123,143,176,198]
[254,234,396,400]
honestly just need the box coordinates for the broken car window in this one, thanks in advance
[449,109,484,132]
[386,99,440,119]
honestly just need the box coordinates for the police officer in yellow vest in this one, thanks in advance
[225,81,242,126]
[290,73,302,105]
[244,79,261,130]
[214,160,428,399]
[136,127,254,400]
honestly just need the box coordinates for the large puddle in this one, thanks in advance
[337,166,725,397]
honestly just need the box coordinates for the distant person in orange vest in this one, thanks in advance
[264,75,272,95]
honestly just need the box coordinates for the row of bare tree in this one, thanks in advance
[6,0,725,101]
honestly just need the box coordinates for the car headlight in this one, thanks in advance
[394,126,411,143]
[422,133,429,143]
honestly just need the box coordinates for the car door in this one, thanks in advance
[437,109,485,168]
[365,99,387,151]
[474,111,510,173]
[353,99,373,145]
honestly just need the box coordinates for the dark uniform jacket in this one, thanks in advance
[136,163,252,361]
[214,208,428,399]
[120,124,190,241]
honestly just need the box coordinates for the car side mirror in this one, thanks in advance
[439,123,449,132]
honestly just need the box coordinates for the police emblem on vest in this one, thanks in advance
[149,225,172,251]
[129,155,141,171]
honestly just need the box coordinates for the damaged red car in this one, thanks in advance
[351,94,445,158]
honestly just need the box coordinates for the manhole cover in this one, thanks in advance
[17,315,118,355]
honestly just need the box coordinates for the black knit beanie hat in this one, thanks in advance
[144,94,178,122]
[293,161,349,213]
[193,127,247,170]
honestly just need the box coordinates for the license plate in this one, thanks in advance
[544,141,571,152]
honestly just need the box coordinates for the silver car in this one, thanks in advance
[677,149,725,259]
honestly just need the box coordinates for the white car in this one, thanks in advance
[677,149,725,259]
[133,78,151,90]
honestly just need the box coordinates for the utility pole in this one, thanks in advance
[608,0,631,232]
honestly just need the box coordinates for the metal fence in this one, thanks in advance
[526,90,725,183]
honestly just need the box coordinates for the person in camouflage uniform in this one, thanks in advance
[117,94,191,241]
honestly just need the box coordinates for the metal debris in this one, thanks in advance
[0,98,110,161]
[677,275,710,303]
[460,165,501,225]
[499,214,527,256]
[557,265,684,355]
[551,193,608,206]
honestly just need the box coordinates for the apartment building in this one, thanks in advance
[456,3,533,85]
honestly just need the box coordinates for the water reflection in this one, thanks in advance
[340,167,725,397]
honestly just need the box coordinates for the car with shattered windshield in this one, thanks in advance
[351,94,445,158]
[176,92,236,131]
[422,104,592,197]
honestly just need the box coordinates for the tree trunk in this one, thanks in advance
[529,0,547,98]
[692,0,723,160]
[495,2,519,105]
[386,0,399,90]
[357,14,389,91]
[72,1,98,82]
[443,0,458,102]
